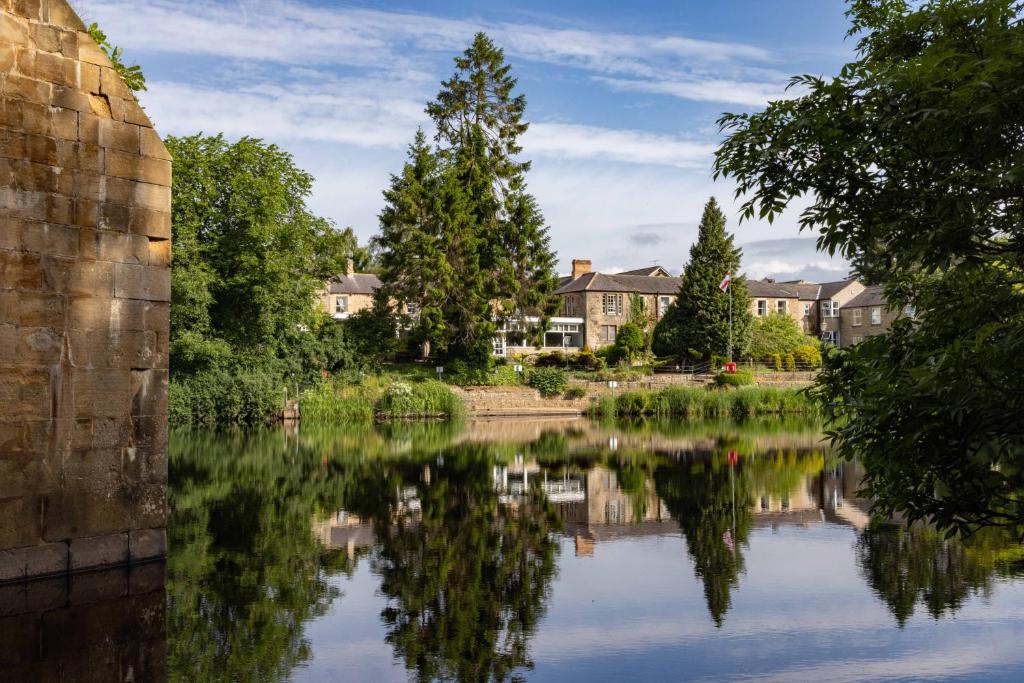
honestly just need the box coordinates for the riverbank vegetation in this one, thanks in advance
[588,386,818,420]
[300,377,465,423]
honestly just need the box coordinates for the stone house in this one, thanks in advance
[319,258,381,319]
[748,277,865,347]
[551,259,680,350]
[840,285,908,346]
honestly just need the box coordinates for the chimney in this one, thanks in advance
[345,258,355,277]
[571,259,592,279]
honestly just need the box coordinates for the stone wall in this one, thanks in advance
[581,291,667,350]
[1,0,170,582]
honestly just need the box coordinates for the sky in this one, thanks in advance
[75,0,857,280]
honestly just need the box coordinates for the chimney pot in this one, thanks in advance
[571,259,592,279]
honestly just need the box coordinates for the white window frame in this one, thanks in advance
[852,308,862,326]
[335,296,348,314]
[870,306,882,325]
[658,296,671,317]
[600,325,617,342]
[903,304,916,318]
[777,300,787,314]
[602,293,623,316]
[757,300,767,316]
[803,303,811,316]
[823,300,839,318]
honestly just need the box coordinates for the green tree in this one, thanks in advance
[748,312,814,360]
[614,323,646,364]
[167,135,360,423]
[713,0,1024,534]
[653,198,753,360]
[376,34,559,365]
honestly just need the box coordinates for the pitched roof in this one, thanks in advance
[554,272,681,295]
[620,266,671,277]
[818,279,860,299]
[327,273,382,295]
[746,280,802,298]
[845,285,887,308]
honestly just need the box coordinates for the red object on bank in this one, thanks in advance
[728,450,739,466]
[724,362,737,373]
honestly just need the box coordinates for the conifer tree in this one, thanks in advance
[653,198,753,360]
[376,33,558,365]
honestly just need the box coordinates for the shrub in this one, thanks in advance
[528,367,568,397]
[564,386,587,400]
[616,391,651,415]
[784,353,796,371]
[533,351,566,367]
[377,380,464,418]
[615,323,646,362]
[300,378,375,423]
[169,367,282,426]
[714,369,755,387]
[574,350,606,371]
[772,353,783,371]
[792,344,823,369]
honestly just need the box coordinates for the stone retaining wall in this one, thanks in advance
[1,0,170,582]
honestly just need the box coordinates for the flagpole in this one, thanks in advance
[728,277,733,362]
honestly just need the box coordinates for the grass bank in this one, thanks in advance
[300,376,465,422]
[588,386,818,420]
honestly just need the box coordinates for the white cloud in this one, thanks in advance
[526,123,715,168]
[599,76,791,107]
[77,0,785,106]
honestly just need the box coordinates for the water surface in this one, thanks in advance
[5,418,1024,681]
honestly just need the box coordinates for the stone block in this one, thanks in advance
[93,230,149,265]
[79,60,99,93]
[129,207,171,239]
[43,490,132,540]
[123,99,150,127]
[72,367,131,419]
[99,64,131,100]
[49,104,77,139]
[0,186,47,220]
[1,72,49,103]
[0,575,67,617]
[14,290,66,327]
[45,192,73,224]
[148,237,171,267]
[30,21,61,52]
[0,496,41,548]
[0,543,67,583]
[139,127,170,161]
[77,35,109,67]
[130,368,168,417]
[49,83,88,112]
[19,222,78,259]
[56,259,112,297]
[128,482,166,529]
[46,0,87,31]
[0,11,30,47]
[104,175,132,205]
[130,181,170,211]
[68,566,127,605]
[63,447,122,493]
[69,532,128,571]
[128,559,164,594]
[128,529,165,563]
[113,262,171,302]
[0,249,44,290]
[106,149,172,186]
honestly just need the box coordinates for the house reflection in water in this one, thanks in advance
[312,483,424,557]
[751,461,871,531]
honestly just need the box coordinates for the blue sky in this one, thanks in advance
[76,0,856,279]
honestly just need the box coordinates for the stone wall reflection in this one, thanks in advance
[0,563,166,681]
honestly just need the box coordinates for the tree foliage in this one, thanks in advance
[748,312,815,360]
[653,198,753,360]
[714,0,1024,534]
[375,34,559,365]
[167,134,362,423]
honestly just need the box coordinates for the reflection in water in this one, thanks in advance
[160,421,1024,680]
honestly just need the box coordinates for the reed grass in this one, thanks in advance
[301,377,464,422]
[588,385,818,419]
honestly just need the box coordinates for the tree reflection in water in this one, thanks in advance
[857,524,1024,626]
[167,422,1024,682]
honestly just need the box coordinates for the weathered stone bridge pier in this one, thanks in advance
[1,0,170,582]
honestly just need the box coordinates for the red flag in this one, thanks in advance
[719,272,732,292]
[727,450,739,466]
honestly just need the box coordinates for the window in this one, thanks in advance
[406,301,419,317]
[777,300,788,314]
[822,330,836,344]
[870,306,882,325]
[757,300,767,316]
[903,304,916,318]
[658,296,671,317]
[803,303,811,316]
[602,293,623,316]
[600,325,617,342]
[335,296,348,314]
[823,300,839,317]
[852,308,862,326]
[562,296,577,317]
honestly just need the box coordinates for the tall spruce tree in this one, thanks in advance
[653,198,752,360]
[376,33,558,365]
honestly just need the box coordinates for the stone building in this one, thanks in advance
[839,285,907,346]
[319,258,380,319]
[553,259,679,350]
[747,277,866,347]
[1,0,170,582]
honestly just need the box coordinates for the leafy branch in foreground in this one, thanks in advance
[87,22,147,92]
